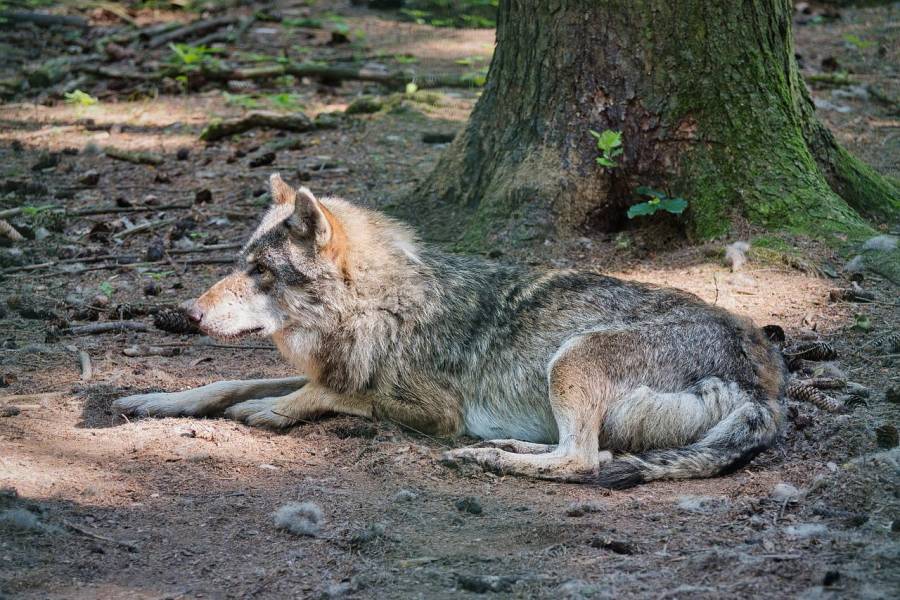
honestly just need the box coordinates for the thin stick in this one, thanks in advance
[0,392,65,403]
[62,519,138,552]
[63,321,149,336]
[112,217,179,239]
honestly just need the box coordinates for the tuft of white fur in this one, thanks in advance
[862,235,897,252]
[273,501,323,536]
[392,489,418,502]
[724,241,750,272]
[0,508,47,532]
[843,255,864,273]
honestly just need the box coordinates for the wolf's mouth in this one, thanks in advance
[201,325,265,340]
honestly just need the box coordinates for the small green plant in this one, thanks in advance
[627,187,688,219]
[267,93,304,111]
[590,129,622,168]
[64,89,99,107]
[223,92,260,109]
[283,17,323,28]
[405,82,419,96]
[168,43,216,66]
[461,67,488,86]
[394,54,419,64]
[843,34,874,50]
[98,281,115,297]
[852,314,872,332]
[455,56,485,66]
[20,205,54,218]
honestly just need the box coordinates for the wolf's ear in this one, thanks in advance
[289,186,333,248]
[270,173,296,205]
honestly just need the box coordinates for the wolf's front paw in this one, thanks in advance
[112,392,193,418]
[224,398,298,429]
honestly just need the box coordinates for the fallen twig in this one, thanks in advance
[112,217,179,239]
[62,321,149,336]
[123,345,181,357]
[0,10,88,28]
[65,346,93,381]
[147,16,238,48]
[200,61,469,90]
[200,111,314,142]
[62,519,138,552]
[104,147,164,166]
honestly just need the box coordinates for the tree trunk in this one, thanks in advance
[411,0,898,249]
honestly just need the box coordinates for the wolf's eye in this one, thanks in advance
[252,263,268,276]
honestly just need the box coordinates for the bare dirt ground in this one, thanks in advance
[1,2,898,599]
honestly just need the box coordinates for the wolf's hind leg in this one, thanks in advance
[112,377,309,418]
[443,335,613,481]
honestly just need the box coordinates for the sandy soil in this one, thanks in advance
[1,2,898,599]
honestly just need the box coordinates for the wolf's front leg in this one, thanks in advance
[225,382,372,429]
[112,377,309,419]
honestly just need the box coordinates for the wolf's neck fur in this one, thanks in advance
[276,198,519,395]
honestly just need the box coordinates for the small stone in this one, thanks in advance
[885,386,899,404]
[194,189,213,204]
[248,152,276,168]
[771,483,801,502]
[79,170,100,186]
[1,406,20,417]
[143,281,161,297]
[456,574,517,594]
[145,239,165,262]
[345,95,383,115]
[455,497,482,515]
[176,147,190,161]
[422,132,455,144]
[565,500,604,517]
[875,424,898,449]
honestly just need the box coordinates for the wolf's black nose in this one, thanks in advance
[181,301,203,323]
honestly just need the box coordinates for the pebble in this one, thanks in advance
[456,574,517,593]
[771,483,801,502]
[784,523,828,538]
[455,497,482,515]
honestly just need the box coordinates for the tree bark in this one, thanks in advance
[411,0,899,248]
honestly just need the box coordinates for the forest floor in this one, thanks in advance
[1,2,898,599]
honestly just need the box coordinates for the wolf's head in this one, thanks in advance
[184,174,350,340]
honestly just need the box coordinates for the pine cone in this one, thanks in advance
[786,379,847,414]
[872,332,900,355]
[153,308,200,335]
[783,341,837,363]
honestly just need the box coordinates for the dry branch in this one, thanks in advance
[62,321,149,336]
[201,62,477,90]
[147,16,238,48]
[200,111,314,141]
[62,519,138,552]
[112,217,179,239]
[104,147,164,165]
[0,11,88,28]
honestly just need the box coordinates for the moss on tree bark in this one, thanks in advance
[408,0,898,249]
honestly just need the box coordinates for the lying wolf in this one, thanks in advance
[114,174,786,488]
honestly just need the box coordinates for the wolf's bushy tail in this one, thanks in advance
[589,401,779,489]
